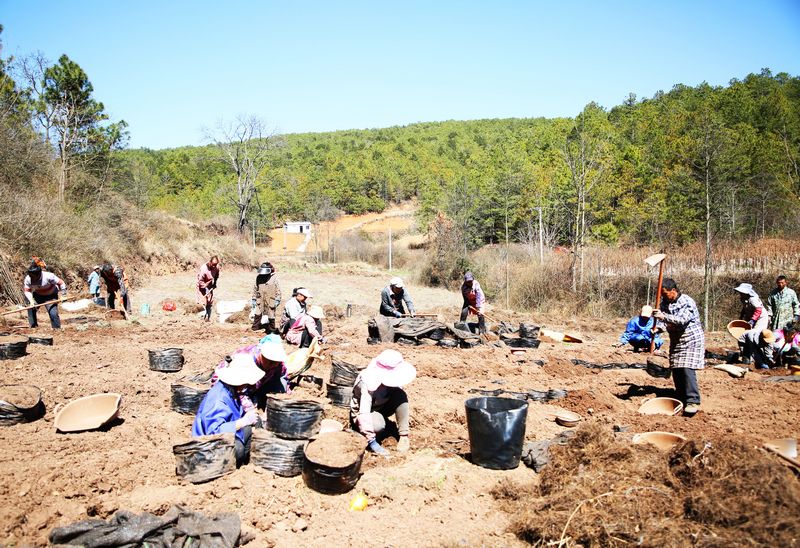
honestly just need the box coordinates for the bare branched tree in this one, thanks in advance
[206,115,283,233]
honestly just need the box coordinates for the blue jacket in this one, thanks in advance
[620,316,663,347]
[192,381,245,443]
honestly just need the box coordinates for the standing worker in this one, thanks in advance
[652,278,704,416]
[87,266,101,304]
[100,263,130,313]
[766,275,799,331]
[197,255,220,322]
[380,277,415,318]
[23,262,67,329]
[250,262,281,334]
[460,271,487,334]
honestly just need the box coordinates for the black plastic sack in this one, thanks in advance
[326,383,353,408]
[148,348,184,372]
[397,337,419,346]
[170,383,210,415]
[250,430,306,477]
[0,338,27,360]
[0,384,45,426]
[438,338,459,348]
[519,323,540,339]
[425,328,446,341]
[329,355,364,386]
[465,396,528,470]
[173,434,236,484]
[266,397,323,439]
[460,339,481,348]
[28,335,53,346]
[546,388,568,401]
[505,338,541,349]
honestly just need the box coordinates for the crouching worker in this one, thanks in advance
[616,305,663,351]
[351,349,416,456]
[286,305,326,348]
[211,340,290,407]
[192,354,265,465]
[740,329,776,369]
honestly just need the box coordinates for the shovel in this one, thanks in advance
[0,294,83,317]
[644,253,667,353]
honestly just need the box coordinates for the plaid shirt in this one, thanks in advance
[658,293,705,370]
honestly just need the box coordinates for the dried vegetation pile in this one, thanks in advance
[493,423,800,546]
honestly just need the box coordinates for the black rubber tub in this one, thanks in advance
[148,348,184,372]
[172,433,236,484]
[326,383,353,408]
[170,383,210,415]
[266,396,324,439]
[465,396,528,470]
[0,384,45,426]
[251,430,306,477]
[0,338,28,360]
[302,431,367,495]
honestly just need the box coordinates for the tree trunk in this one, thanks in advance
[703,162,712,328]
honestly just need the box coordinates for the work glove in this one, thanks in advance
[60,290,68,298]
[367,439,390,456]
[652,310,664,319]
[319,337,327,344]
[612,342,625,348]
[251,299,257,309]
[749,320,756,328]
[248,310,257,322]
[394,311,402,318]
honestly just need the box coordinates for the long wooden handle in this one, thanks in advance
[650,259,666,354]
[0,295,80,316]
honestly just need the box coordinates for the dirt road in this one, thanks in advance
[0,264,798,546]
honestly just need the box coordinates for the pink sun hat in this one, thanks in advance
[361,349,416,391]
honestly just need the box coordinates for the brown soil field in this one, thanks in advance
[0,265,798,546]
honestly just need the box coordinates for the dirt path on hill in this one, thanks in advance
[0,264,797,546]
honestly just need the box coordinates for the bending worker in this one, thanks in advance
[380,277,415,318]
[23,262,67,329]
[460,271,487,334]
[197,255,220,322]
[251,262,281,334]
[280,287,311,335]
[100,263,130,313]
[616,305,663,351]
[351,349,416,456]
[286,305,326,348]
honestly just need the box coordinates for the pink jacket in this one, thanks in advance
[285,313,321,345]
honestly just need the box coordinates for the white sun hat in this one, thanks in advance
[217,354,265,387]
[389,277,404,288]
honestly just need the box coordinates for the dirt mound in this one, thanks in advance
[493,423,800,546]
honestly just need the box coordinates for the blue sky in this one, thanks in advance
[2,1,799,149]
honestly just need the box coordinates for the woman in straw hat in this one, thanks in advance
[286,304,326,348]
[210,340,289,418]
[350,349,417,456]
[193,354,266,464]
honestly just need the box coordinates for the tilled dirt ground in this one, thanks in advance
[1,265,798,546]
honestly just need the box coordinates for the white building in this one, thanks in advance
[284,221,311,234]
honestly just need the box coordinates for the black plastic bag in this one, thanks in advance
[173,434,236,484]
[326,383,353,408]
[0,339,27,360]
[250,430,306,477]
[148,348,184,372]
[465,396,528,470]
[519,323,540,338]
[28,335,53,346]
[171,383,210,415]
[504,338,541,349]
[0,384,45,426]
[329,355,364,386]
[266,397,323,439]
[437,338,459,348]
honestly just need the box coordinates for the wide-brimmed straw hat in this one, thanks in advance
[217,354,265,387]
[361,349,416,391]
[761,329,776,344]
[734,283,754,295]
[641,305,653,316]
[390,276,404,288]
[260,342,287,362]
[307,305,325,319]
[296,288,313,298]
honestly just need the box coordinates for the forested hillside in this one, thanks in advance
[115,69,800,252]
